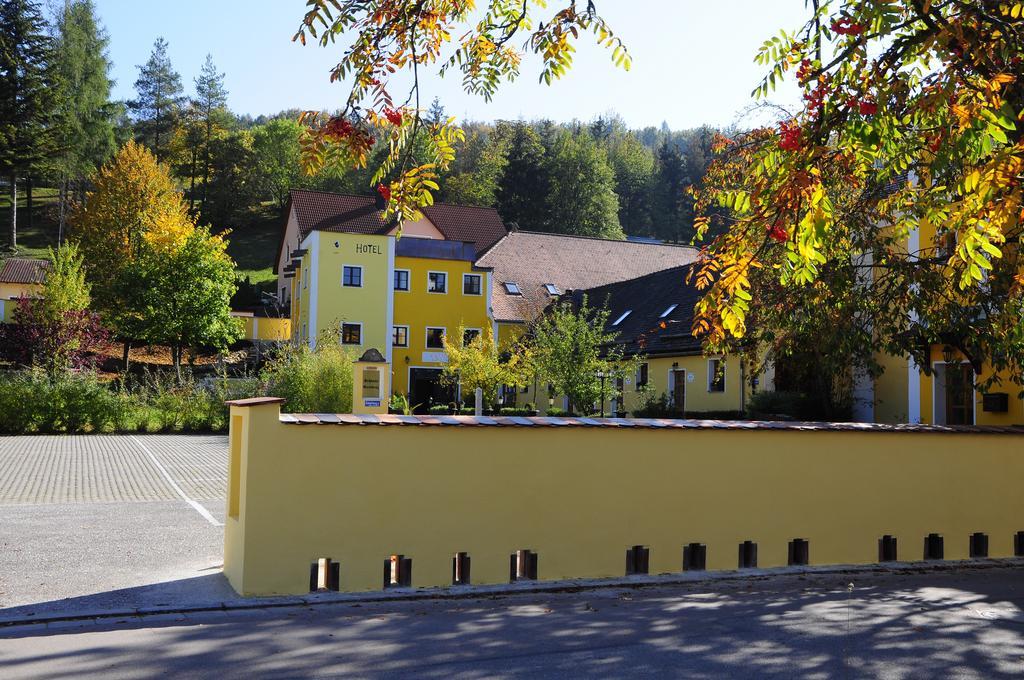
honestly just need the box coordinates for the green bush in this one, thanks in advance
[545,407,569,417]
[0,370,124,434]
[428,404,450,415]
[499,407,535,416]
[746,391,809,421]
[389,393,411,415]
[260,339,354,413]
[632,392,676,418]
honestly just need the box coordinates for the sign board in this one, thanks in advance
[362,367,381,398]
[422,351,449,363]
[686,372,695,383]
[363,399,381,408]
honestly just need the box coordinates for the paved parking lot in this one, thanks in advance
[0,435,233,616]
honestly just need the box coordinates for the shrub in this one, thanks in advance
[747,391,810,421]
[428,404,450,415]
[0,370,123,434]
[389,393,411,415]
[545,407,569,417]
[632,392,675,418]
[260,338,354,413]
[499,407,535,416]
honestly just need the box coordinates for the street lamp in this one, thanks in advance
[596,370,607,418]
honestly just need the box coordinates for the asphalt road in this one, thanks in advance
[2,567,1024,679]
[0,435,233,616]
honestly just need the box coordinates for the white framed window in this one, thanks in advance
[503,281,521,295]
[425,326,446,349]
[636,363,648,389]
[660,304,678,318]
[428,271,447,293]
[341,322,362,345]
[544,283,560,296]
[392,325,409,348]
[342,265,363,287]
[611,310,632,326]
[394,269,410,291]
[708,358,725,392]
[463,273,482,296]
[463,328,481,346]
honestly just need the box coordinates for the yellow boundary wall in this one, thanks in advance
[224,399,1024,596]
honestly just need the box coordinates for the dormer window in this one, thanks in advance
[660,304,678,318]
[543,283,560,296]
[612,310,632,326]
[504,282,521,295]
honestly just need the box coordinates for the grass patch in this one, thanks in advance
[0,187,62,259]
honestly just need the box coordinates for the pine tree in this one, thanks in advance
[426,96,445,126]
[494,122,549,231]
[650,141,688,242]
[51,0,116,241]
[0,0,56,250]
[193,54,229,209]
[129,37,183,162]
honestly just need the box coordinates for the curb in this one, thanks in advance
[3,558,1022,630]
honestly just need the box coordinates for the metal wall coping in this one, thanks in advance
[273,412,1024,434]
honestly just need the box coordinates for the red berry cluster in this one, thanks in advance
[858,100,877,116]
[797,59,814,85]
[377,183,392,202]
[803,82,829,118]
[778,120,802,152]
[323,117,354,140]
[767,222,788,242]
[831,16,865,35]
[383,107,403,126]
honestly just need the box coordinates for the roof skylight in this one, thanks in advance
[611,310,632,326]
[504,282,522,295]
[659,304,678,318]
[543,283,560,296]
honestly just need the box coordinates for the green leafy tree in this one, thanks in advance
[494,121,550,230]
[135,227,241,380]
[606,132,655,236]
[250,118,304,208]
[129,37,183,162]
[440,127,507,207]
[442,324,531,408]
[193,54,230,209]
[545,129,622,239]
[50,0,116,238]
[529,296,637,415]
[0,0,56,250]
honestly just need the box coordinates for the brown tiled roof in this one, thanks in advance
[475,231,698,323]
[286,190,508,256]
[276,412,1024,434]
[0,258,49,285]
[574,264,703,357]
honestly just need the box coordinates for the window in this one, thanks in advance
[428,271,447,293]
[708,358,725,392]
[636,363,648,389]
[342,265,363,287]
[425,327,445,349]
[503,281,521,295]
[392,325,409,348]
[612,310,632,326]
[341,323,362,345]
[544,283,560,296]
[394,269,410,291]
[463,274,482,296]
[463,328,481,346]
[660,304,678,318]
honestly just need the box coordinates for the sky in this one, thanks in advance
[89,0,808,130]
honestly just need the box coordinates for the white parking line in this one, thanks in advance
[129,435,223,527]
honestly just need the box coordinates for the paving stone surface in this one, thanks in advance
[0,435,227,504]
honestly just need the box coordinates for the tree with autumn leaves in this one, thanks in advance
[71,141,241,375]
[299,0,1024,395]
